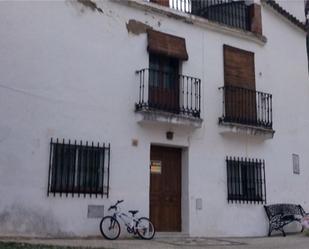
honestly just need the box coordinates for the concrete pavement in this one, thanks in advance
[1,233,308,249]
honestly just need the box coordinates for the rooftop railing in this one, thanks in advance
[169,0,251,31]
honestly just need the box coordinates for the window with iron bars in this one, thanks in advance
[47,138,110,198]
[226,156,266,204]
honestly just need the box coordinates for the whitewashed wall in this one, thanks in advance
[0,0,308,237]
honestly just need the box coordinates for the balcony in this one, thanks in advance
[135,68,202,128]
[219,85,274,138]
[147,0,264,36]
[170,0,251,31]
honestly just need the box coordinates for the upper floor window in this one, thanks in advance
[219,45,273,130]
[135,29,201,120]
[148,53,180,113]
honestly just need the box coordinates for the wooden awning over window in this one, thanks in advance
[147,29,188,61]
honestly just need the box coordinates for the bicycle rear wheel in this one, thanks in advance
[100,216,121,240]
[136,217,155,240]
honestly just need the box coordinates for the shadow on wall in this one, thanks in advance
[0,203,67,237]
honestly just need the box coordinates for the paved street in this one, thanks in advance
[1,233,308,249]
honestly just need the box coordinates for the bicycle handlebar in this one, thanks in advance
[108,200,124,211]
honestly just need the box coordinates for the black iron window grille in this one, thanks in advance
[226,156,266,204]
[48,138,110,198]
[169,0,251,31]
[135,68,201,118]
[219,85,273,129]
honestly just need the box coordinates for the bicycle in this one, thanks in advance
[99,200,155,240]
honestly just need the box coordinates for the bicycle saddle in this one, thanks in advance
[128,210,138,216]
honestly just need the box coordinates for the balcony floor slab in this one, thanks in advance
[218,121,275,139]
[135,109,203,129]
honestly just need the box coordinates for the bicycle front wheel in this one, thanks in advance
[136,217,155,240]
[100,216,121,240]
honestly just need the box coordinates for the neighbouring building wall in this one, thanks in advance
[0,0,308,237]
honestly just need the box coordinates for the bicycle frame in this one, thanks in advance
[111,209,140,234]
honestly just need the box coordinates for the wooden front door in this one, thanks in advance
[223,45,257,123]
[150,145,181,231]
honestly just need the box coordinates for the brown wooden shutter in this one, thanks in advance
[147,29,188,61]
[223,45,256,124]
[224,45,255,89]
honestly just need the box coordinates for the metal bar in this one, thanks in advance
[84,141,89,197]
[102,143,106,197]
[72,140,77,197]
[264,93,267,125]
[246,157,249,203]
[237,3,241,29]
[142,69,145,107]
[194,79,197,114]
[232,0,236,28]
[59,138,65,197]
[266,94,270,126]
[270,95,273,128]
[47,138,53,196]
[52,138,59,197]
[230,157,233,203]
[250,158,254,203]
[247,158,251,203]
[253,159,257,204]
[139,70,142,105]
[180,75,185,111]
[257,92,260,125]
[261,93,264,126]
[258,159,262,204]
[78,140,82,197]
[226,156,230,202]
[235,157,238,203]
[95,142,99,198]
[198,79,201,117]
[65,139,71,197]
[237,157,241,203]
[263,159,266,204]
[107,143,111,198]
[189,77,193,113]
[221,87,224,120]
[88,141,94,198]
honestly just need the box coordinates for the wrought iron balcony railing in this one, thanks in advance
[135,68,201,118]
[169,0,251,31]
[219,85,273,129]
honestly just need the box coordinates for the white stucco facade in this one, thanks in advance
[0,0,308,238]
